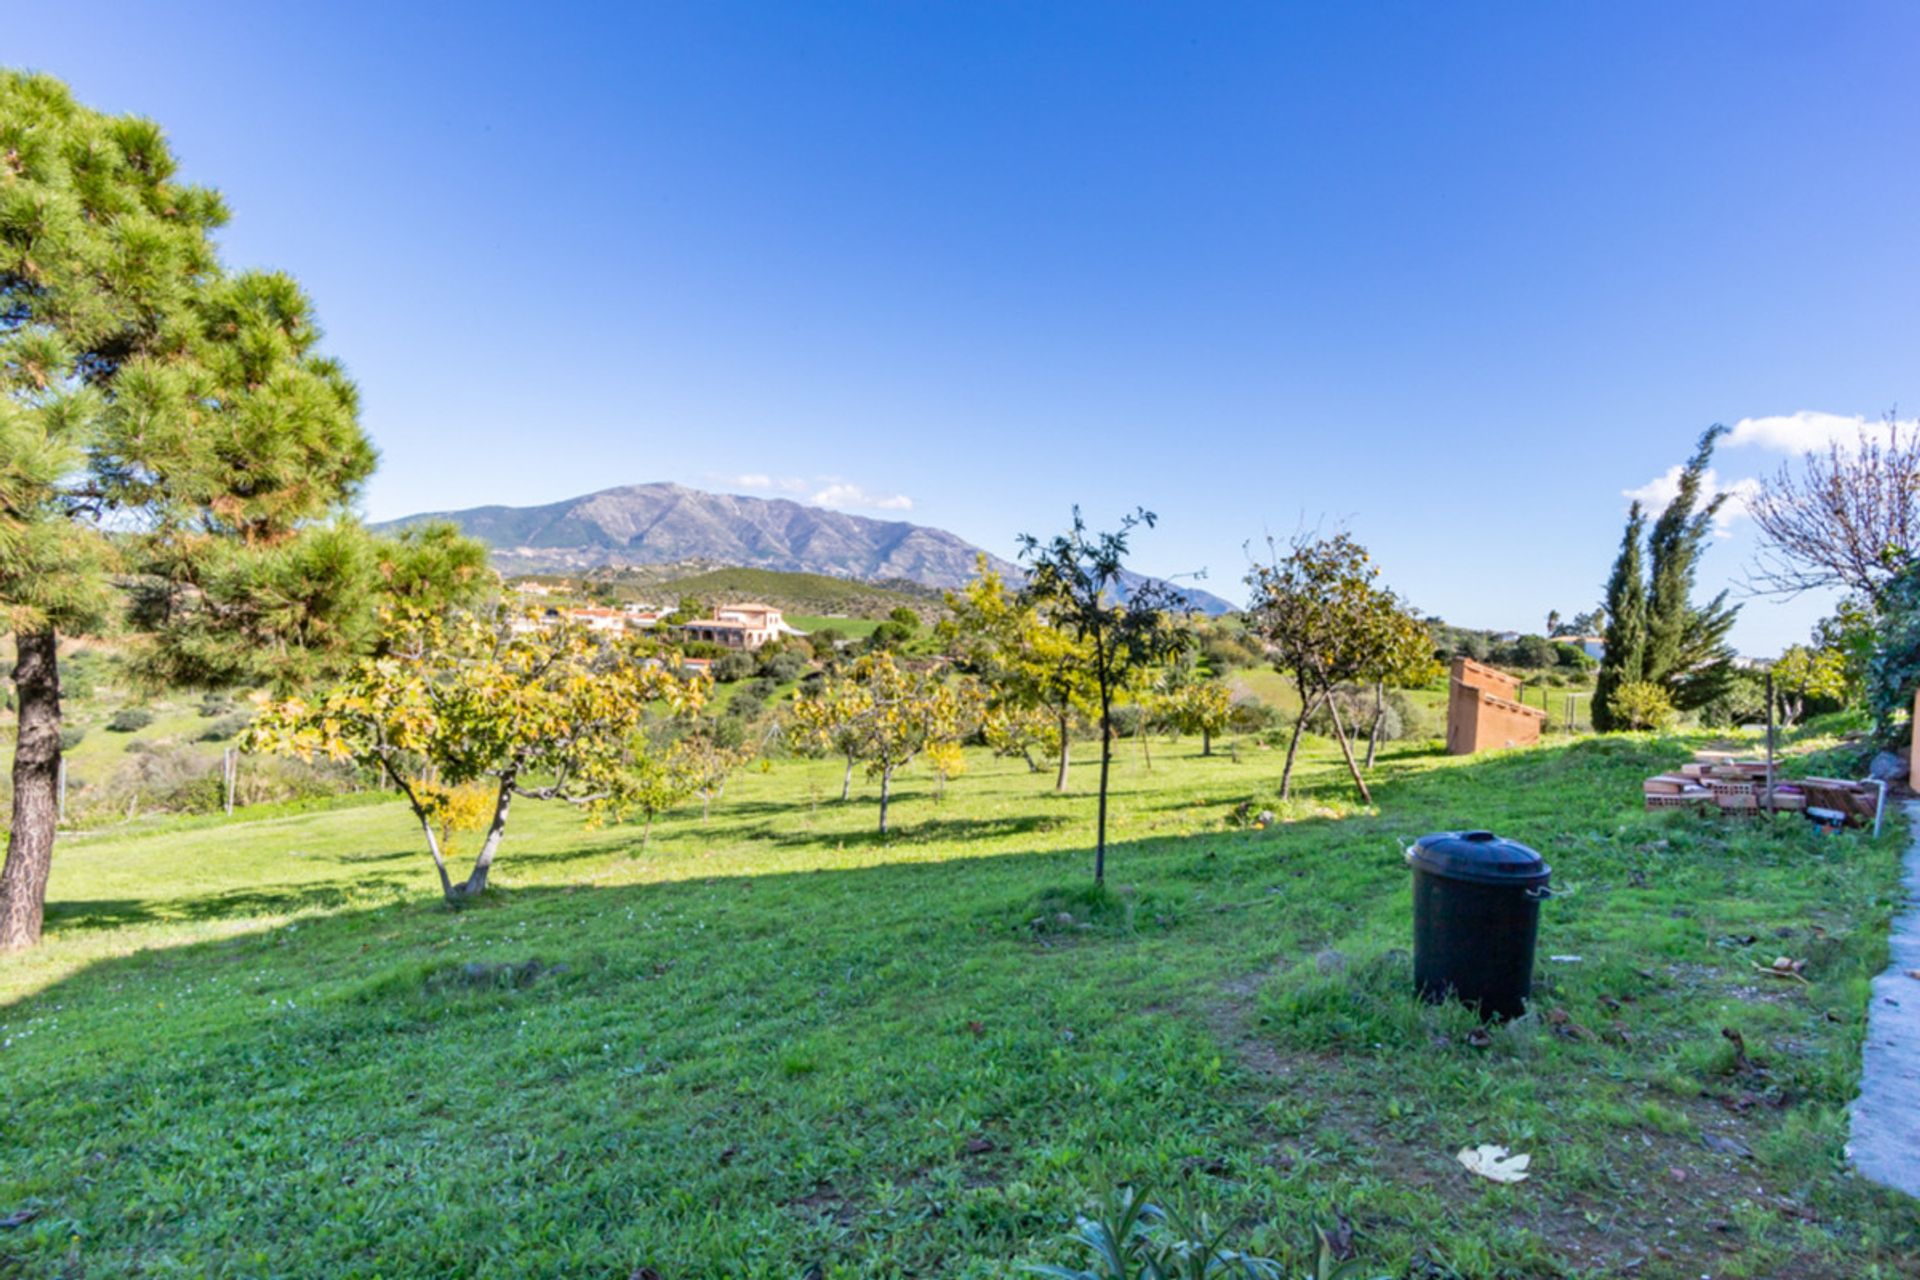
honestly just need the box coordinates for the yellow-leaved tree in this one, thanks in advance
[1160,679,1233,756]
[793,652,983,833]
[248,609,707,903]
[940,561,1097,792]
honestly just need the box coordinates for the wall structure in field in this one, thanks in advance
[1446,657,1548,755]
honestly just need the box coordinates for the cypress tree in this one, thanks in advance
[1592,502,1649,731]
[1644,426,1739,709]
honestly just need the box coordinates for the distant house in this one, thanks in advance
[1492,630,1522,645]
[513,581,554,597]
[563,607,630,634]
[676,603,807,651]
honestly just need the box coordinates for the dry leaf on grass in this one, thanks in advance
[1457,1144,1531,1183]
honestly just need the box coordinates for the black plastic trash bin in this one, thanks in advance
[1407,830,1550,1020]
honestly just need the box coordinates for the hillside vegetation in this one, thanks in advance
[610,566,940,618]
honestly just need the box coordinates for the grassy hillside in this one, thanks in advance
[1,729,1913,1278]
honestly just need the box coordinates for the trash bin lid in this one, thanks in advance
[1408,830,1551,887]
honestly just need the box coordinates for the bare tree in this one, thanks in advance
[1745,412,1920,604]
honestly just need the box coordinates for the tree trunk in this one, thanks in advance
[1054,705,1072,792]
[454,777,514,900]
[841,751,854,802]
[1278,686,1323,800]
[0,630,62,949]
[643,813,655,850]
[1202,728,1212,757]
[1095,694,1113,883]
[1021,746,1040,773]
[1321,689,1374,805]
[1139,721,1152,770]
[1364,681,1385,769]
[411,805,456,900]
[877,764,893,834]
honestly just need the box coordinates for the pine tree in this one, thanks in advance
[1592,503,1649,731]
[0,74,466,946]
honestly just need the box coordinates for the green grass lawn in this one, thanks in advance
[790,615,884,639]
[1,732,1916,1278]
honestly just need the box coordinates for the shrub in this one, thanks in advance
[1228,695,1281,734]
[85,743,221,817]
[756,649,808,683]
[417,780,496,862]
[1609,680,1676,731]
[59,650,101,702]
[64,745,361,824]
[57,726,86,752]
[106,708,154,733]
[1502,634,1559,669]
[198,692,237,718]
[1199,628,1265,672]
[197,711,254,743]
[712,652,757,683]
[1555,641,1597,670]
[864,620,915,651]
[1698,668,1769,729]
[1303,685,1428,742]
[1107,703,1146,738]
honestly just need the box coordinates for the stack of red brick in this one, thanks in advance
[1643,753,1798,815]
[1643,751,1881,824]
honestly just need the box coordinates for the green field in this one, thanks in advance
[1,731,1916,1278]
[789,614,884,639]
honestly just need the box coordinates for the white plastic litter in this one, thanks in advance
[1457,1144,1531,1183]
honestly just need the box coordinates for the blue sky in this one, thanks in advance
[13,2,1919,651]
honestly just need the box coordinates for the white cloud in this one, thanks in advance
[1621,410,1915,538]
[715,471,914,511]
[723,473,809,493]
[1725,410,1916,455]
[811,481,914,512]
[1621,466,1759,538]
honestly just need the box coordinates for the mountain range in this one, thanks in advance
[375,482,1234,613]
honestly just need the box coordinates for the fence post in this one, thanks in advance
[223,747,236,815]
